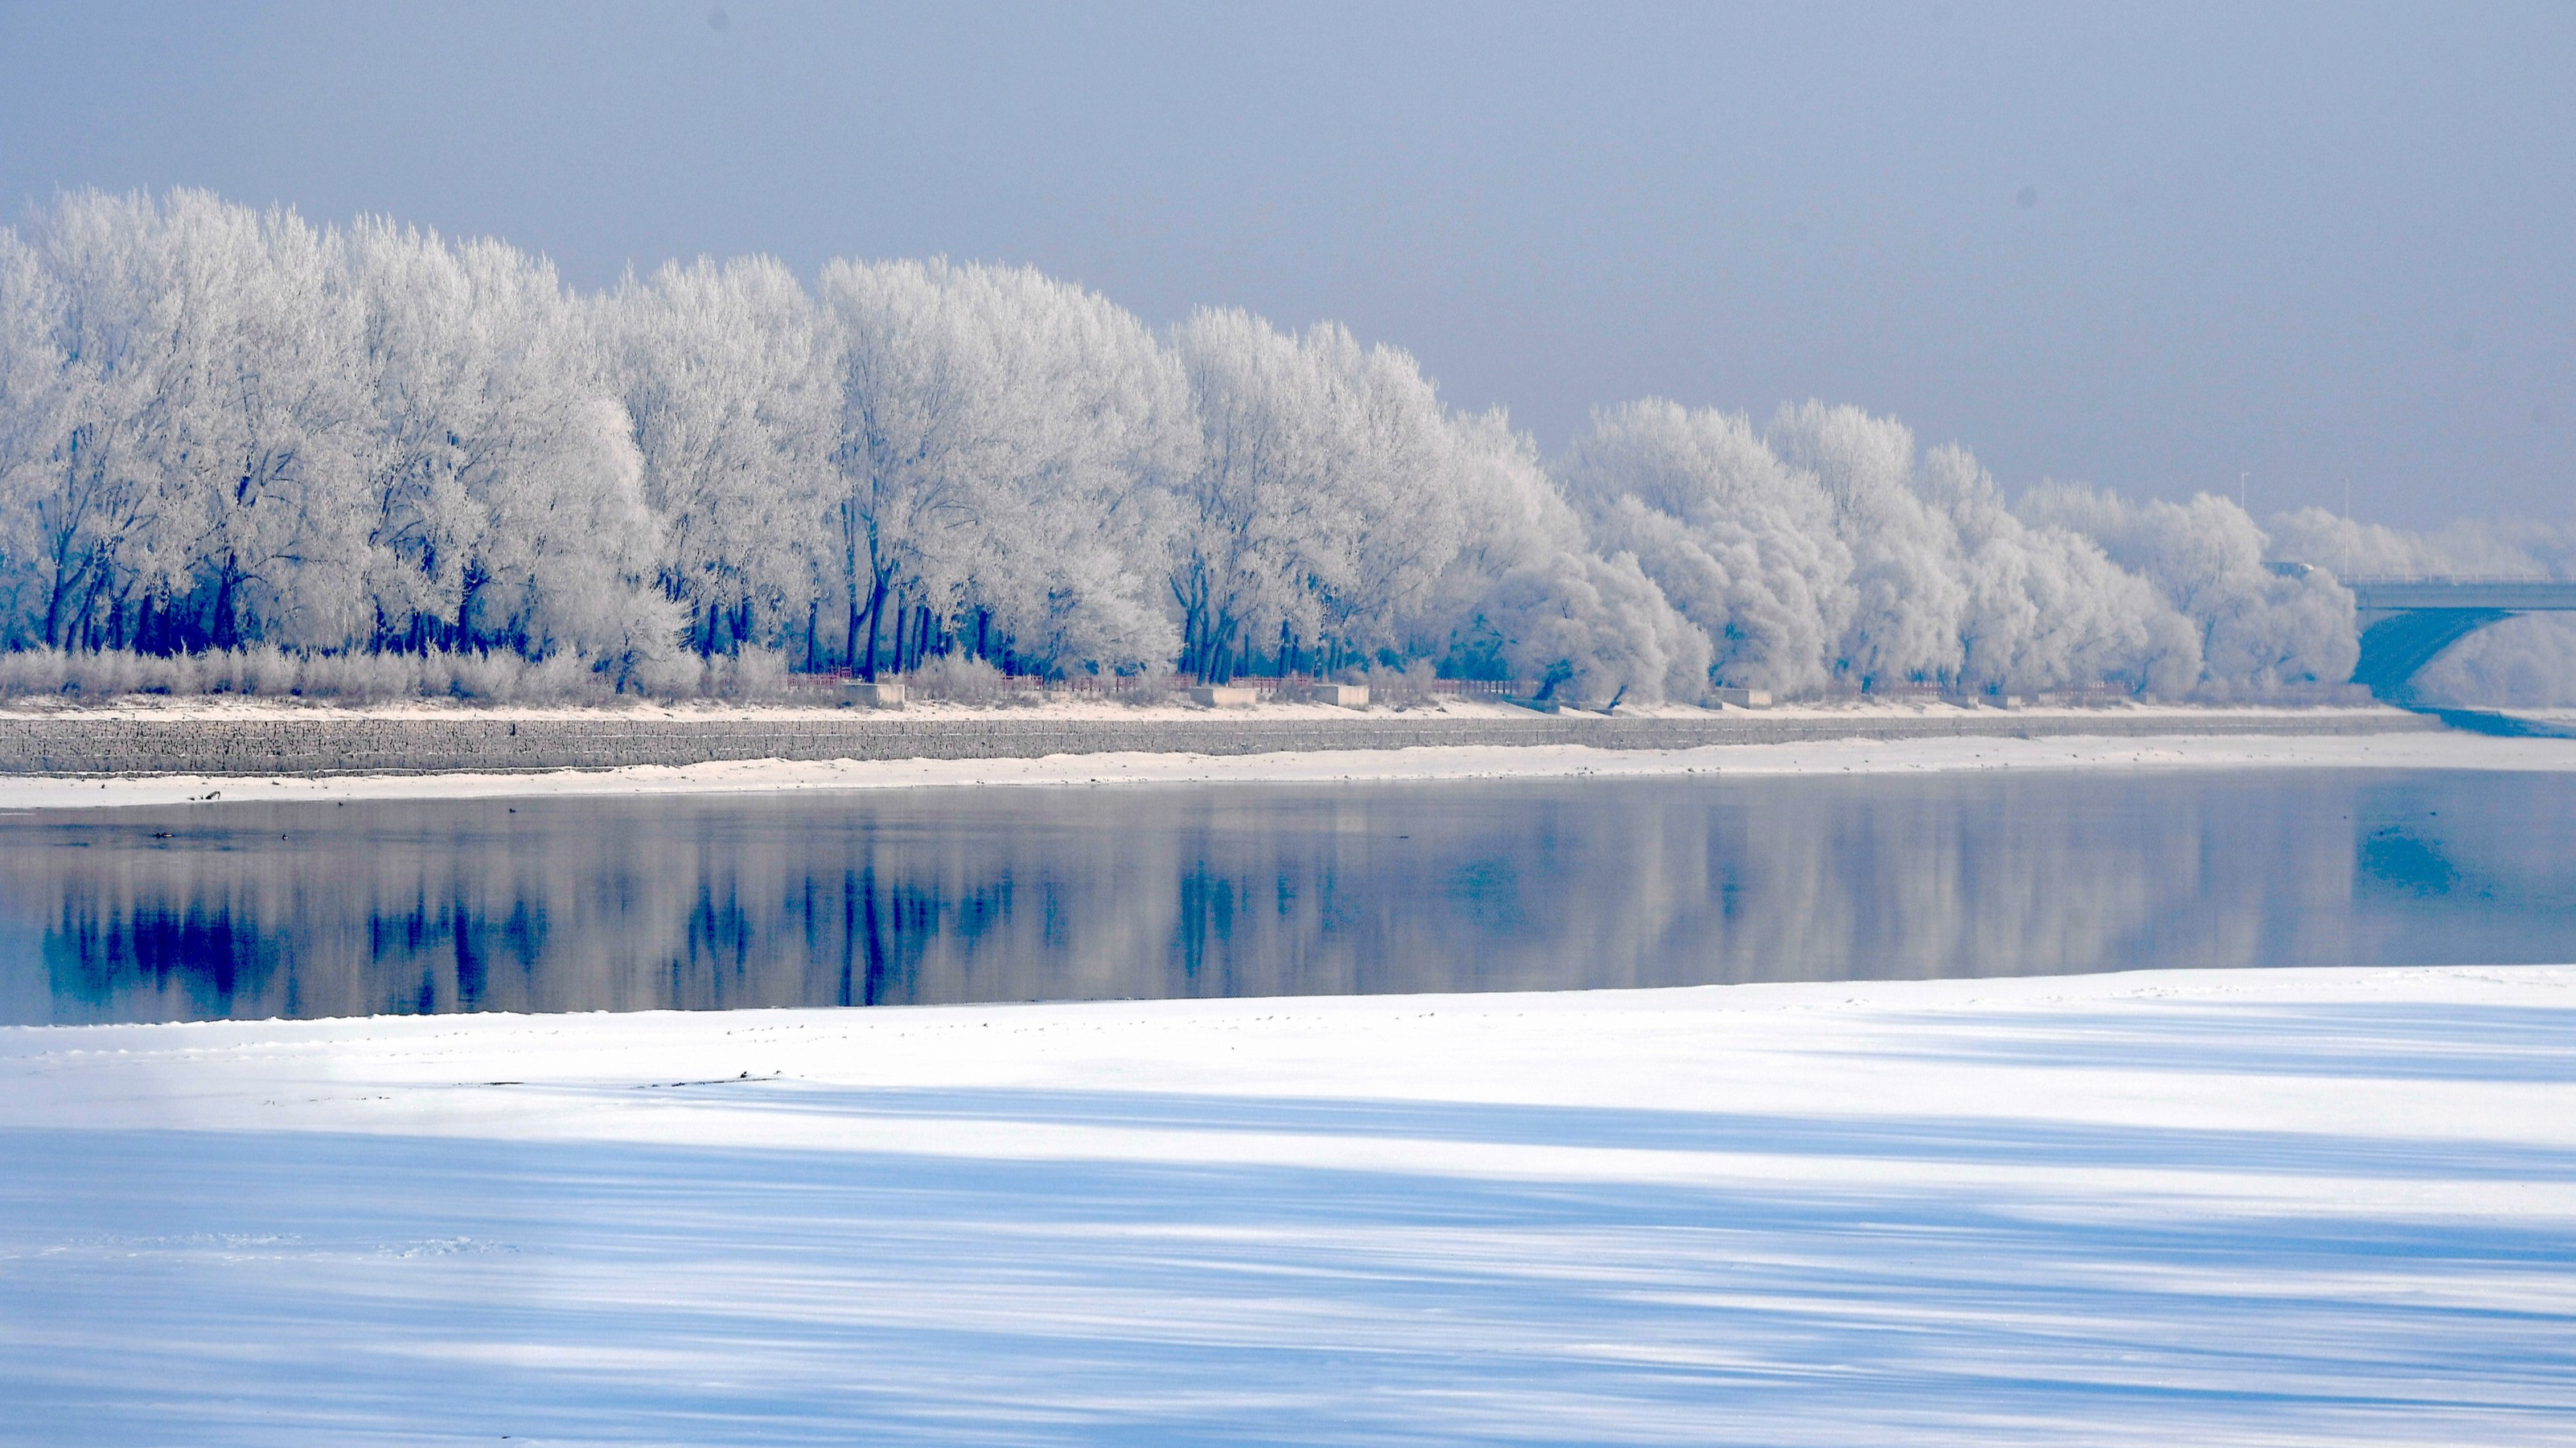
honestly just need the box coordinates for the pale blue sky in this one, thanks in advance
[2,1,2568,525]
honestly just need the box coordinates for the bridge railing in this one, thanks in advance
[2343,574,2566,586]
[2347,578,2576,613]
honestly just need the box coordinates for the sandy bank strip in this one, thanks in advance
[2,727,2570,810]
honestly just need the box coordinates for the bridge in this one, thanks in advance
[2337,576,2576,699]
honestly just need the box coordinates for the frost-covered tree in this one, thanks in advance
[935,269,1191,676]
[0,226,43,642]
[150,193,373,651]
[2019,484,2356,694]
[1765,402,1972,689]
[11,184,2567,705]
[1165,311,1472,679]
[0,191,198,651]
[341,216,674,668]
[1558,400,1852,694]
[1913,445,2198,695]
[1440,410,1711,704]
[2264,507,2576,581]
[1562,400,2195,697]
[600,256,837,661]
[820,259,1189,678]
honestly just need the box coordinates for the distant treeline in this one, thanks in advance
[2,190,2570,702]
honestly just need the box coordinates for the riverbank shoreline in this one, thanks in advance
[2,726,2569,811]
[0,695,2451,782]
[6,962,2570,1444]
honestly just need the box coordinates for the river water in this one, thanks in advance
[3,768,2572,1025]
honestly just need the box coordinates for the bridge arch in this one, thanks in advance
[2336,578,2576,701]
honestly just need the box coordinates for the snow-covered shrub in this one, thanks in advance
[906,653,1021,704]
[1357,657,1441,704]
[0,648,72,698]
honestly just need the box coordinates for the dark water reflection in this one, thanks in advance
[3,769,2573,1025]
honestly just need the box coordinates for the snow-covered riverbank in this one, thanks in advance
[0,725,2567,810]
[5,964,2571,1445]
[0,695,2445,788]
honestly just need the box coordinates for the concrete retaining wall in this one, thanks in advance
[0,708,2446,778]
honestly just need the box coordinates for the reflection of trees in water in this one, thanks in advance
[10,773,2574,1023]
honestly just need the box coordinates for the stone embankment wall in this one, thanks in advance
[0,708,2444,778]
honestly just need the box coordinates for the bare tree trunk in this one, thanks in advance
[456,562,487,653]
[860,572,889,681]
[42,576,67,650]
[211,556,240,651]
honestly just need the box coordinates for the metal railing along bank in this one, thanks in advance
[784,671,1526,701]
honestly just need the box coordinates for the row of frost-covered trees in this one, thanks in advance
[2,190,2567,703]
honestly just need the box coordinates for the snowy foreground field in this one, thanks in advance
[4,965,2572,1446]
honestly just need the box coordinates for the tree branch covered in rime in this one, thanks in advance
[1,190,2564,703]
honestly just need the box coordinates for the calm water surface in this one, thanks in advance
[4,769,2572,1025]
